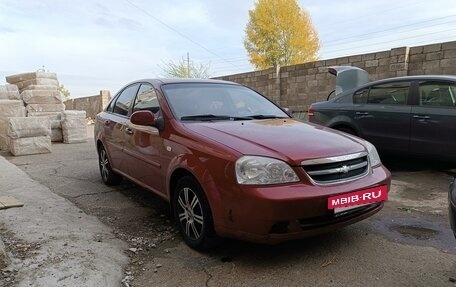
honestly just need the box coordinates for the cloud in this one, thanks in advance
[93,17,115,29]
[0,25,15,33]
[118,17,142,31]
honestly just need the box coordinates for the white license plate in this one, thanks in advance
[334,203,370,214]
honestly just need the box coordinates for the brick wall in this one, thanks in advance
[64,90,111,119]
[216,41,456,114]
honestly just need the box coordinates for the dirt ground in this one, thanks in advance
[1,125,455,287]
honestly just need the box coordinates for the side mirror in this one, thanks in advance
[130,110,156,126]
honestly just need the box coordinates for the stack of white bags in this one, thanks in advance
[6,72,65,142]
[0,84,26,150]
[7,117,51,156]
[0,71,88,156]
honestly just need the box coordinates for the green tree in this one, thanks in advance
[160,54,211,78]
[59,84,70,100]
[244,0,320,70]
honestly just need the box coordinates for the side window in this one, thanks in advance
[106,97,116,112]
[113,84,139,116]
[367,82,410,105]
[419,81,456,108]
[353,88,369,104]
[133,84,160,114]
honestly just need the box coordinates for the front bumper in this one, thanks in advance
[449,179,456,239]
[215,165,391,244]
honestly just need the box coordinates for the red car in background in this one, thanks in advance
[94,79,391,250]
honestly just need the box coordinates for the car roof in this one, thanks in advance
[362,75,456,87]
[134,78,239,87]
[335,74,456,97]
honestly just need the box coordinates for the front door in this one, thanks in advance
[123,83,165,195]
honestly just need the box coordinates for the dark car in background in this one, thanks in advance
[450,179,456,238]
[308,73,456,160]
[94,78,391,250]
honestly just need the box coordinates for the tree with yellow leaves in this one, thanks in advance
[244,0,320,70]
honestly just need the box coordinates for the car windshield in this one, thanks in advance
[161,83,289,121]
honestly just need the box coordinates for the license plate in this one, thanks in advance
[334,203,370,213]
[328,185,388,213]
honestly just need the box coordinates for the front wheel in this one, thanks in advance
[173,176,218,251]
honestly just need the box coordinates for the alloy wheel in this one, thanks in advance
[177,187,204,240]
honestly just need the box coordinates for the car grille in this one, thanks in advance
[301,152,369,184]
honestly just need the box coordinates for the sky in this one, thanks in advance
[0,0,455,98]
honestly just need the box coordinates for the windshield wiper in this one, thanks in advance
[244,114,288,119]
[181,114,252,121]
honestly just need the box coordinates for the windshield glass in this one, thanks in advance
[161,83,289,121]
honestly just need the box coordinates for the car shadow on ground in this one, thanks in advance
[381,153,456,175]
[204,229,354,264]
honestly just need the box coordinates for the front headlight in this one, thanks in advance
[235,156,300,185]
[364,141,382,167]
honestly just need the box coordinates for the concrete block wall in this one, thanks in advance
[64,90,111,119]
[216,40,456,113]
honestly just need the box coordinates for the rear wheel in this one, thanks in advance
[173,176,218,251]
[98,145,122,186]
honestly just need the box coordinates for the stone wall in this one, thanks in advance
[216,41,456,113]
[64,90,111,119]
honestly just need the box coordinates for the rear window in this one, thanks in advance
[367,82,409,105]
[353,88,369,104]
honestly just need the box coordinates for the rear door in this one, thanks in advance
[354,81,412,152]
[410,80,456,157]
[123,83,165,195]
[102,83,140,174]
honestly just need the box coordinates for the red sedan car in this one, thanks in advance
[95,79,391,250]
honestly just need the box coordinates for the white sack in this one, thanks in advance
[26,103,65,113]
[15,79,60,91]
[9,136,51,156]
[62,118,87,143]
[7,117,51,139]
[26,85,58,91]
[61,110,86,120]
[0,84,19,92]
[6,72,58,84]
[21,90,63,104]
[0,134,8,150]
[27,111,62,120]
[0,100,26,117]
[0,117,7,150]
[0,85,20,100]
[0,116,6,134]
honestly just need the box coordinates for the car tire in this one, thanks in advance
[173,176,219,251]
[98,145,122,186]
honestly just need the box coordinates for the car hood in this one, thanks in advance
[183,118,367,165]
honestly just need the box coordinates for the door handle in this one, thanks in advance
[125,127,134,135]
[104,120,110,126]
[413,115,430,120]
[355,112,369,115]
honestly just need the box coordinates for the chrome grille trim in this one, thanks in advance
[307,161,368,176]
[301,152,367,165]
[301,152,370,185]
